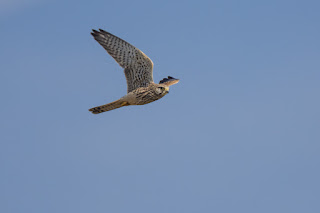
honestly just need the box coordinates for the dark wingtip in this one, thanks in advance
[159,76,178,84]
[91,29,99,36]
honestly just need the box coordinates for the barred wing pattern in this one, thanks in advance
[91,29,154,93]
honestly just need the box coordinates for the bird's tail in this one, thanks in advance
[89,99,129,114]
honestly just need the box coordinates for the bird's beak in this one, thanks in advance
[165,87,170,93]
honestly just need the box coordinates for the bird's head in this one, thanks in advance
[156,76,179,95]
[156,85,169,95]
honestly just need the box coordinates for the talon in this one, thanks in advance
[121,101,129,106]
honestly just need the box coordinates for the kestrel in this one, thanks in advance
[89,29,179,114]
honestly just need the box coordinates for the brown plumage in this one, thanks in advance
[89,29,179,114]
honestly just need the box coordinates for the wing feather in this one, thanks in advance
[91,29,154,93]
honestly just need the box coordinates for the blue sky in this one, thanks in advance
[1,0,320,212]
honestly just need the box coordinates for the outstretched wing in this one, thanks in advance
[91,29,154,93]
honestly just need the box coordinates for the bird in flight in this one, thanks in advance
[89,29,179,114]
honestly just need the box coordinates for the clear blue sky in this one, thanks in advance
[1,0,320,212]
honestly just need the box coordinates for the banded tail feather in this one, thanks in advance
[89,100,129,114]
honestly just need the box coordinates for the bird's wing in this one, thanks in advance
[91,29,154,93]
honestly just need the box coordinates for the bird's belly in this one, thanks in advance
[134,93,164,105]
[135,97,160,105]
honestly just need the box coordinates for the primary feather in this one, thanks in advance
[91,29,154,93]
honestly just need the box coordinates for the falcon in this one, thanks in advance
[89,29,179,114]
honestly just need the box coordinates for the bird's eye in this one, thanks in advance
[156,87,165,94]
